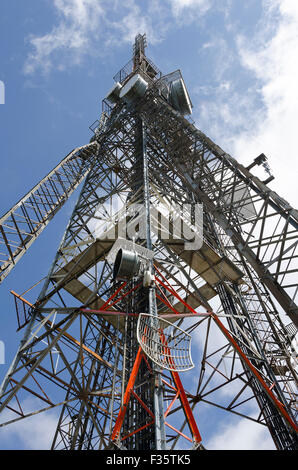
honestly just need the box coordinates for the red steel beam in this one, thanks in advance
[121,420,155,441]
[111,346,144,441]
[159,330,202,444]
[99,281,127,310]
[165,421,193,443]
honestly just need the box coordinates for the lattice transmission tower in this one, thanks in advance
[0,34,297,451]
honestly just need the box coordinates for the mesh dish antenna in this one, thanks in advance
[137,313,194,372]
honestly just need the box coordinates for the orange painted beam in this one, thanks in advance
[111,346,144,441]
[159,330,202,444]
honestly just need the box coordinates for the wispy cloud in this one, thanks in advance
[231,0,298,205]
[23,0,215,75]
[23,0,162,75]
[24,0,106,74]
[107,0,168,47]
[192,0,298,207]
[168,0,212,18]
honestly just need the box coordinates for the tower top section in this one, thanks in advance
[132,33,160,80]
[133,33,147,60]
[112,33,161,85]
[101,33,193,126]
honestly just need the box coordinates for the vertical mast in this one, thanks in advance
[141,118,167,449]
[123,34,167,449]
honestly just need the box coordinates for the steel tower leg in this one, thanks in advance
[142,119,167,449]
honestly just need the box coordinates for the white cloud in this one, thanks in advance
[206,415,276,450]
[203,37,234,81]
[235,0,298,204]
[193,0,298,208]
[169,0,212,17]
[23,0,216,75]
[54,0,104,27]
[228,0,298,207]
[24,0,106,74]
[23,0,169,75]
[0,398,59,449]
[108,0,166,46]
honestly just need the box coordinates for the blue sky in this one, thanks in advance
[0,0,297,450]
